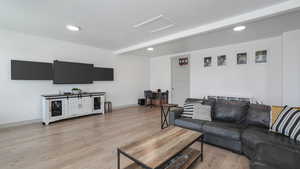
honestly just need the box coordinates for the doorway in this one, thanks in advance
[171,55,190,106]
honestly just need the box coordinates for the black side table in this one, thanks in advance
[161,104,178,129]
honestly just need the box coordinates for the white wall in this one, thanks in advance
[0,30,150,125]
[282,30,300,106]
[150,36,283,105]
[150,56,171,91]
[190,37,282,105]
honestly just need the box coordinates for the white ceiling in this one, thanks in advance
[0,0,290,51]
[127,9,300,57]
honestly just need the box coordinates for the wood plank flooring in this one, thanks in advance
[119,127,202,168]
[0,106,249,169]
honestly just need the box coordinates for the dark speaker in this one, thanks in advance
[138,98,146,106]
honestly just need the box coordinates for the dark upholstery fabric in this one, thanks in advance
[250,162,283,169]
[242,127,300,150]
[246,104,271,128]
[169,107,183,125]
[185,98,204,103]
[214,100,249,123]
[202,98,216,106]
[256,143,300,169]
[174,118,207,132]
[243,144,256,160]
[202,121,245,140]
[241,127,271,150]
[242,126,300,168]
[204,133,242,153]
[169,97,300,169]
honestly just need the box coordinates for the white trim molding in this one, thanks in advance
[114,0,300,55]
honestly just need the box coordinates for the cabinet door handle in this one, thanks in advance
[49,101,51,112]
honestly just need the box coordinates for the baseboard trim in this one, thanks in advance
[0,119,42,129]
[112,104,138,110]
[0,104,139,129]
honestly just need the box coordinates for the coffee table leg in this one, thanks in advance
[161,107,170,129]
[117,149,120,169]
[201,135,204,161]
[160,106,163,129]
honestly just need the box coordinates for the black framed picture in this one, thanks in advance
[179,57,189,66]
[255,50,267,63]
[204,57,212,67]
[217,55,226,66]
[237,53,247,64]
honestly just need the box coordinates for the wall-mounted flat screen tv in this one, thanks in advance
[53,60,94,84]
[94,67,114,81]
[11,60,53,80]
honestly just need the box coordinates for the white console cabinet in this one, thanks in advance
[42,92,105,125]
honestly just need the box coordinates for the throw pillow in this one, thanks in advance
[192,104,212,121]
[270,106,300,127]
[271,106,300,141]
[181,103,194,118]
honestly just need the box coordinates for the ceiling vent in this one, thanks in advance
[133,15,174,33]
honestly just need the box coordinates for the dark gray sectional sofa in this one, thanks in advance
[169,98,300,169]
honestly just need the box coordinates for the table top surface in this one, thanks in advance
[161,104,178,107]
[119,127,202,169]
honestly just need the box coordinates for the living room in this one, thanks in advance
[1,1,300,169]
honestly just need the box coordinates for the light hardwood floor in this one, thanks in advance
[0,106,249,169]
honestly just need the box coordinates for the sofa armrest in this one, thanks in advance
[255,143,300,169]
[169,107,184,125]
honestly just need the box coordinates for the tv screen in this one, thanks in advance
[11,60,53,80]
[93,67,114,81]
[53,61,93,84]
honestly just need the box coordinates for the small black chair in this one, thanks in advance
[160,90,169,105]
[144,90,155,107]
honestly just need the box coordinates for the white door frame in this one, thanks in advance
[170,55,191,105]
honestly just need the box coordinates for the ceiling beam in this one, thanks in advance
[114,0,300,55]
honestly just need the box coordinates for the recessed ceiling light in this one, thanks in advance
[233,25,246,32]
[147,47,154,51]
[66,25,81,32]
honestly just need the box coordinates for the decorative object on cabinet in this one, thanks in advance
[71,88,82,94]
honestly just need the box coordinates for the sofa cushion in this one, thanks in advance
[202,121,244,141]
[181,103,195,118]
[270,106,300,142]
[174,118,207,132]
[246,104,271,129]
[255,142,300,169]
[270,106,300,126]
[192,104,212,121]
[242,127,300,150]
[213,100,249,123]
[250,161,283,169]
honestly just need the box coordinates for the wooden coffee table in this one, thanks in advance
[117,127,204,169]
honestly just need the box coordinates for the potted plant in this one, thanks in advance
[71,88,81,94]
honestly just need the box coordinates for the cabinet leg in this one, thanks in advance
[117,149,120,169]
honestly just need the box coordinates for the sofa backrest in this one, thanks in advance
[246,104,271,129]
[207,96,251,102]
[184,97,271,128]
[213,100,249,124]
[185,98,203,103]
